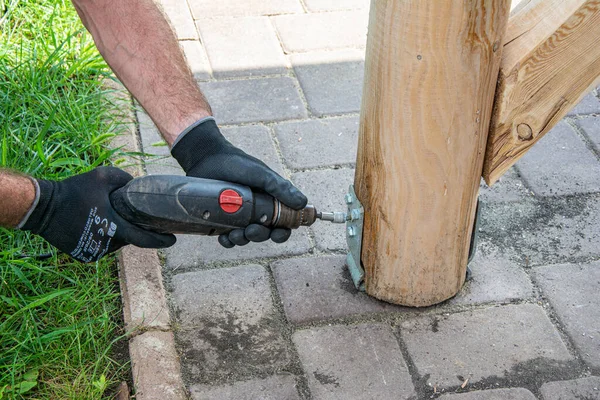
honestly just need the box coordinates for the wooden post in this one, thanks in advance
[483,0,600,184]
[355,0,511,306]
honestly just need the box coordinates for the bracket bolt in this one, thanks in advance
[347,226,356,237]
[345,193,353,204]
[350,209,361,221]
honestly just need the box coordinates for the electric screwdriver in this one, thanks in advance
[109,175,347,235]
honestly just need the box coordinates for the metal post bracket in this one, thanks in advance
[345,185,365,292]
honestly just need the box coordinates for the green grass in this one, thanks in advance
[1,1,131,398]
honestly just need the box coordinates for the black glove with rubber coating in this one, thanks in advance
[22,167,176,262]
[171,117,308,248]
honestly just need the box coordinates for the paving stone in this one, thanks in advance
[137,109,167,156]
[516,121,600,196]
[303,0,369,12]
[188,0,303,18]
[273,10,368,53]
[479,167,532,203]
[171,265,291,381]
[274,116,359,169]
[272,256,403,324]
[129,330,187,399]
[200,77,307,124]
[293,324,415,399]
[567,92,600,116]
[292,169,354,251]
[534,262,600,368]
[159,0,198,40]
[448,240,534,306]
[576,115,600,153]
[540,376,600,400]
[438,388,537,400]
[291,49,364,116]
[197,17,287,78]
[190,375,301,400]
[144,156,184,176]
[479,196,600,266]
[165,230,310,269]
[119,246,171,332]
[221,124,285,176]
[401,304,573,389]
[136,109,184,175]
[180,40,211,81]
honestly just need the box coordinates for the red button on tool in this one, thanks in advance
[219,189,243,213]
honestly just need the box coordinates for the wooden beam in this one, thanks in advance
[355,0,510,306]
[483,0,600,185]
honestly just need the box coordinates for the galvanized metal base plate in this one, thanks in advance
[345,185,365,291]
[343,187,481,292]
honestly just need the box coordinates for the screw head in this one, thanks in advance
[351,209,361,221]
[347,226,356,237]
[259,214,268,224]
[345,194,353,204]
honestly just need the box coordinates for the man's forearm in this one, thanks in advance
[0,170,36,228]
[72,0,211,145]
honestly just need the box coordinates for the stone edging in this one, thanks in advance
[108,80,187,399]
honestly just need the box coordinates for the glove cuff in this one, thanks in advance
[171,116,216,148]
[171,117,228,173]
[16,177,40,229]
[21,179,56,234]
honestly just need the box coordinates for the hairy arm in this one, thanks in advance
[71,0,211,145]
[0,170,36,228]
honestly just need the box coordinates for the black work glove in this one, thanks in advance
[22,167,176,263]
[171,117,308,248]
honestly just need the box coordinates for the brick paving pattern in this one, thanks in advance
[136,1,600,398]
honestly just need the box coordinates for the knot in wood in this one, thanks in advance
[492,40,500,52]
[516,123,534,141]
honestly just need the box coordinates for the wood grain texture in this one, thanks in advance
[355,0,510,306]
[484,0,600,184]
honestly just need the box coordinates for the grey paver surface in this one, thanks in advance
[293,324,415,399]
[200,77,307,124]
[160,0,198,40]
[540,376,600,400]
[534,262,600,368]
[577,115,600,152]
[272,256,403,324]
[291,50,365,116]
[516,121,600,196]
[438,388,537,400]
[567,92,600,115]
[479,196,600,266]
[448,240,534,306]
[274,116,359,168]
[272,10,368,52]
[171,265,291,381]
[302,0,369,12]
[401,304,573,388]
[139,2,600,398]
[164,230,311,269]
[190,375,301,400]
[196,17,288,78]
[479,167,532,203]
[188,0,303,18]
[180,40,211,80]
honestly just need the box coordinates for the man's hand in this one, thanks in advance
[22,167,176,262]
[171,118,308,248]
